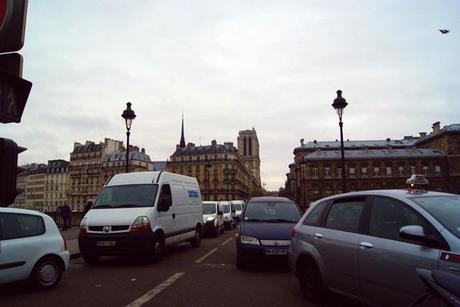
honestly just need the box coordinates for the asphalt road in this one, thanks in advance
[0,229,358,307]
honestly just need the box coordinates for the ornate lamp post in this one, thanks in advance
[332,90,348,193]
[121,102,136,173]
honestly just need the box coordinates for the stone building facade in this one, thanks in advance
[69,138,123,211]
[44,159,70,212]
[25,165,47,210]
[286,122,459,208]
[101,147,153,184]
[167,140,262,201]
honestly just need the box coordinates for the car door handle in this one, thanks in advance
[172,213,176,219]
[359,242,373,249]
[447,266,460,272]
[314,233,323,239]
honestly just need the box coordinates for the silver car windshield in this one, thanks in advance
[203,203,216,214]
[93,184,159,208]
[410,195,460,239]
[244,202,301,223]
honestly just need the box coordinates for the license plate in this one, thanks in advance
[265,248,287,255]
[96,241,116,247]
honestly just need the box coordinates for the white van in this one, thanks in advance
[230,200,245,222]
[202,201,224,236]
[219,201,236,230]
[78,171,203,264]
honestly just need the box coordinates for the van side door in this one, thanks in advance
[156,184,175,242]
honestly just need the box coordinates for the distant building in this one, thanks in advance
[286,122,459,208]
[167,140,262,201]
[44,159,70,212]
[237,128,261,185]
[13,163,46,209]
[25,164,48,210]
[69,138,123,211]
[102,146,153,183]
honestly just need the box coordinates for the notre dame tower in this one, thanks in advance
[237,128,261,185]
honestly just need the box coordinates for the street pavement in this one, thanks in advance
[1,229,362,307]
[60,227,80,258]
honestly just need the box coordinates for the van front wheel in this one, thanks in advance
[152,235,165,262]
[191,226,202,247]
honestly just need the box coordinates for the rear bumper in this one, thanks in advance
[78,231,155,256]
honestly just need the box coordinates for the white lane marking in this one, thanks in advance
[195,248,218,263]
[126,272,185,307]
[220,237,234,247]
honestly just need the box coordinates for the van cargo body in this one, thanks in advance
[78,171,203,263]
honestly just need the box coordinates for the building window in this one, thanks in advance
[410,166,416,175]
[312,168,319,177]
[398,166,404,176]
[386,167,392,176]
[423,166,429,175]
[325,167,330,177]
[361,168,367,177]
[337,168,342,177]
[374,167,379,177]
[349,168,355,176]
[435,166,441,174]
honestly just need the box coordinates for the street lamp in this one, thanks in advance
[332,90,348,193]
[121,102,136,173]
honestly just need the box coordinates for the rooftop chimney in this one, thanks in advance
[211,139,217,146]
[419,132,427,137]
[141,148,145,153]
[432,121,441,134]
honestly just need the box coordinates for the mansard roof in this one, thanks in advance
[304,148,445,161]
[172,143,237,156]
[105,150,151,162]
[415,124,460,145]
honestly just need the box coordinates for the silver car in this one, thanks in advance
[288,189,460,307]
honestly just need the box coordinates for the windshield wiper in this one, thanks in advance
[117,204,139,208]
[264,218,297,223]
[93,204,113,209]
[244,218,265,222]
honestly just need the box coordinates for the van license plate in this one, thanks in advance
[265,248,287,255]
[96,241,116,247]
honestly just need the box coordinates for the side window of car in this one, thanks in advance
[369,196,429,243]
[303,201,329,226]
[0,213,45,240]
[325,200,365,233]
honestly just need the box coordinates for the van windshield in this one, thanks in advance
[222,204,230,213]
[232,204,242,210]
[203,203,216,214]
[93,184,159,209]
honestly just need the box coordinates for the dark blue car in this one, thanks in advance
[236,197,302,268]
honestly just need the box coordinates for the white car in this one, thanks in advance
[230,200,245,222]
[202,201,225,236]
[219,201,236,230]
[0,208,70,289]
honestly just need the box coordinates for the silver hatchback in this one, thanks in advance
[288,190,460,307]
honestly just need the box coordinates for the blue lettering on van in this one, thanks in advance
[187,190,199,198]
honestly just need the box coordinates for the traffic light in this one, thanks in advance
[0,137,26,206]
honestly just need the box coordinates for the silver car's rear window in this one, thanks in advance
[410,196,460,239]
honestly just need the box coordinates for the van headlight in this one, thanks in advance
[206,216,215,222]
[131,216,150,234]
[79,217,88,235]
[240,235,260,245]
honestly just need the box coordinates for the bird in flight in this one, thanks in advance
[439,29,450,34]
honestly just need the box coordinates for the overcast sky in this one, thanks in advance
[3,0,459,190]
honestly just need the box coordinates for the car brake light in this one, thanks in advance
[131,216,151,234]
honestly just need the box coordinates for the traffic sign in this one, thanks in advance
[0,70,32,123]
[0,0,28,53]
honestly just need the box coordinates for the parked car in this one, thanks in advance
[236,197,302,269]
[79,171,203,264]
[220,201,236,230]
[230,200,245,222]
[0,208,70,289]
[289,189,460,307]
[202,201,225,236]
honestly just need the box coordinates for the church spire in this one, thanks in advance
[179,113,186,148]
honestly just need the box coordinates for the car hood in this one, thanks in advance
[85,207,151,225]
[240,221,295,240]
